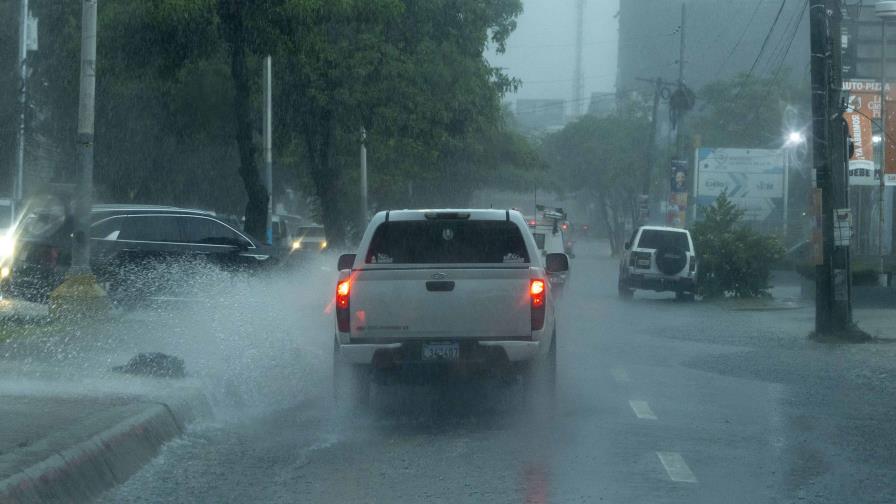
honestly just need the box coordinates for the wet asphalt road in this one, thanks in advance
[98,242,896,504]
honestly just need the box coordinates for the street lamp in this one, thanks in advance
[876,1,896,285]
[786,131,806,146]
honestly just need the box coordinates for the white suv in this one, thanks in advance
[618,226,697,301]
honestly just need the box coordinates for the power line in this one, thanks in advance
[745,0,788,78]
[723,0,791,122]
[714,0,765,79]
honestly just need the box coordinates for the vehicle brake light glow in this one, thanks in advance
[531,279,546,330]
[530,279,545,296]
[336,280,350,304]
[336,279,351,332]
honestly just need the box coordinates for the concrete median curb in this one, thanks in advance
[0,396,205,504]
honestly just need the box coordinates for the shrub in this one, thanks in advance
[691,193,785,298]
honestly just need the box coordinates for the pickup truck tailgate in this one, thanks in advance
[349,267,532,340]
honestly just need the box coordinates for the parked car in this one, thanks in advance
[332,209,569,406]
[618,225,697,301]
[2,202,275,303]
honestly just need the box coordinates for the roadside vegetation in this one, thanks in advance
[691,193,784,298]
[2,0,541,245]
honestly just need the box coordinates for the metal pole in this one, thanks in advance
[678,3,686,86]
[784,149,790,241]
[70,0,97,274]
[360,127,368,226]
[880,20,887,284]
[573,0,585,117]
[676,3,687,158]
[14,0,29,217]
[810,0,832,332]
[263,55,273,245]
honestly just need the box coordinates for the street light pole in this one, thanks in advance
[263,55,273,245]
[14,0,29,217]
[70,0,97,275]
[360,127,368,227]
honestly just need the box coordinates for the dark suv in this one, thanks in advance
[3,203,275,303]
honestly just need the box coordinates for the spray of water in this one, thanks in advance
[0,253,339,422]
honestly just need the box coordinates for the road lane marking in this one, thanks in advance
[656,452,697,483]
[628,400,657,420]
[610,367,630,382]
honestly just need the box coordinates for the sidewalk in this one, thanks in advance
[0,391,207,503]
[0,302,211,503]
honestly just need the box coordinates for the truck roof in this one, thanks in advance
[639,225,690,233]
[373,209,524,222]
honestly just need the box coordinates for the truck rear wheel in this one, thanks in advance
[333,341,371,409]
[524,329,557,409]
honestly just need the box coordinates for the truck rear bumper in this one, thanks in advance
[336,339,540,365]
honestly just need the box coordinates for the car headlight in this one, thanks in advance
[291,239,302,251]
[320,240,328,250]
[0,235,15,261]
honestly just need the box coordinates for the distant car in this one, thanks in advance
[2,202,275,303]
[288,225,328,255]
[528,218,569,292]
[618,226,697,301]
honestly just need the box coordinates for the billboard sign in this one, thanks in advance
[667,160,688,227]
[843,80,896,185]
[695,148,785,222]
[844,91,877,185]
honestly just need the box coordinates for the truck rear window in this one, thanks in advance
[365,221,530,264]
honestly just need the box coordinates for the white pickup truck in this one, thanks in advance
[333,209,569,405]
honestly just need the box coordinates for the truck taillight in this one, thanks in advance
[531,279,546,330]
[689,256,697,273]
[336,279,350,332]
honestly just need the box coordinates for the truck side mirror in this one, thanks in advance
[337,253,356,271]
[545,253,569,274]
[624,241,631,250]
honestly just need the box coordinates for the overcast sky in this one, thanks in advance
[488,0,619,104]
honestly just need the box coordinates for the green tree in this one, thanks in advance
[691,192,784,298]
[542,102,651,254]
[25,0,532,245]
[689,72,808,149]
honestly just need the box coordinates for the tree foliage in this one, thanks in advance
[689,72,807,149]
[691,192,784,299]
[541,101,651,254]
[13,0,536,244]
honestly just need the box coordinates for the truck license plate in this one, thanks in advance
[422,342,460,361]
[637,259,651,267]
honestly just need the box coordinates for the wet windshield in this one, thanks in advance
[1,2,893,504]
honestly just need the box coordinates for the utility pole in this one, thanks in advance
[360,127,368,226]
[572,0,586,117]
[70,0,98,276]
[14,0,29,218]
[675,2,687,158]
[49,0,107,317]
[809,0,865,339]
[263,55,273,245]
